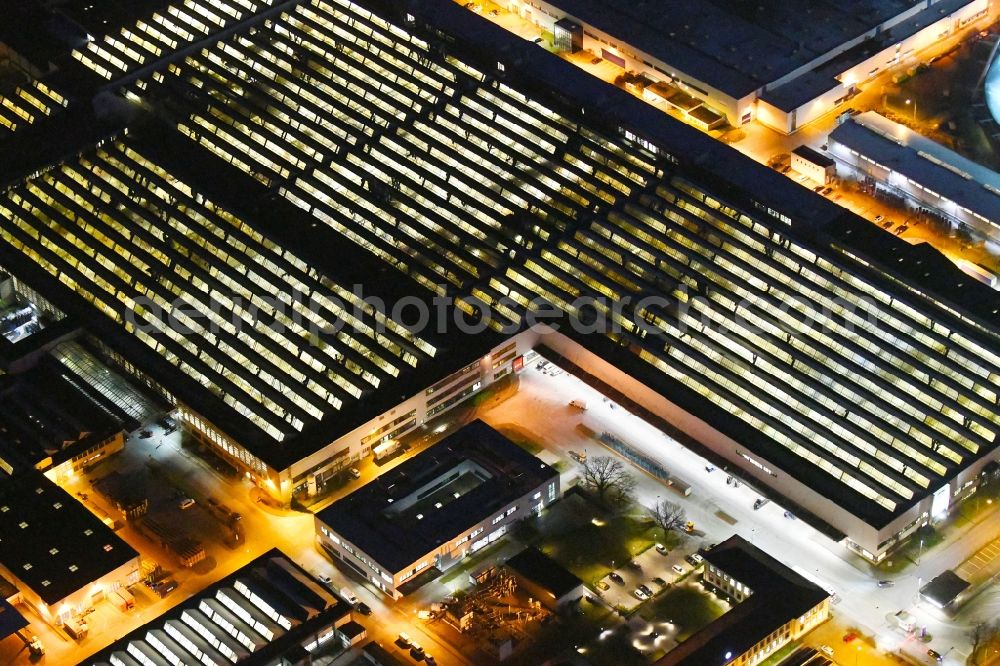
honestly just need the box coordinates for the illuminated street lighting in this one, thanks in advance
[905,98,917,122]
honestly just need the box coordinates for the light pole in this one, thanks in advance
[905,98,917,122]
[917,538,924,564]
[855,644,861,665]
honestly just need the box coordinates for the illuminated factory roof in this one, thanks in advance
[0,0,999,527]
[87,548,352,666]
[0,139,438,470]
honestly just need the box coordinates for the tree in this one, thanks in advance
[969,620,999,665]
[581,456,636,505]
[649,499,686,538]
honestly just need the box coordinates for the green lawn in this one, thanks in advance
[758,641,800,666]
[639,585,728,641]
[535,497,657,584]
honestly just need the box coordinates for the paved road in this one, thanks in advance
[479,362,999,665]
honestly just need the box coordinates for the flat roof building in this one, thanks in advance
[829,110,1000,240]
[480,0,987,132]
[505,547,584,609]
[0,353,126,481]
[791,145,837,185]
[0,0,997,566]
[86,548,357,666]
[315,420,559,597]
[919,570,971,609]
[0,472,140,627]
[657,535,830,666]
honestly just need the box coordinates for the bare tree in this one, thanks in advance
[649,499,687,537]
[969,620,998,665]
[581,456,636,505]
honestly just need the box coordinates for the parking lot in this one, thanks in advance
[594,542,700,612]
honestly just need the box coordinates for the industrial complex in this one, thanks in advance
[0,0,996,567]
[0,0,1000,662]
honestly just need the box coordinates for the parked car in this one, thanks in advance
[655,543,668,555]
[752,498,768,510]
[609,572,625,585]
[569,450,587,463]
[410,642,426,659]
[356,602,373,615]
[877,580,894,588]
[568,399,587,410]
[638,584,654,597]
[396,632,412,648]
[341,587,359,605]
[927,648,943,662]
[672,565,685,575]
[349,468,361,479]
[595,580,610,591]
[317,574,332,586]
[28,636,44,656]
[633,588,650,600]
[874,214,884,223]
[684,521,695,533]
[178,498,196,510]
[627,560,642,570]
[819,645,834,656]
[652,577,668,587]
[783,511,796,520]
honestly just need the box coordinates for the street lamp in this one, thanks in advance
[905,98,917,122]
[855,644,861,665]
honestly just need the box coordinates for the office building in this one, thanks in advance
[315,420,559,597]
[657,536,830,665]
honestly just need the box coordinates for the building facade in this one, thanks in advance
[496,0,987,133]
[658,536,830,666]
[314,421,560,598]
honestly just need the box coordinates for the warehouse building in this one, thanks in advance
[0,0,997,565]
[658,536,830,665]
[473,0,987,132]
[829,110,1000,241]
[315,421,559,598]
[0,353,127,483]
[86,548,357,666]
[791,145,837,185]
[0,472,140,630]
